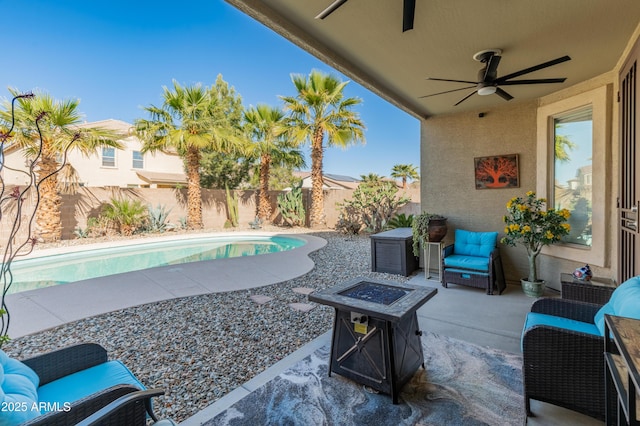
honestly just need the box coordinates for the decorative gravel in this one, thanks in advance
[3,230,409,423]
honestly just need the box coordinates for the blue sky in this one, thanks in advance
[0,0,420,179]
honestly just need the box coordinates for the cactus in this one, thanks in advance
[225,185,239,228]
[277,182,306,227]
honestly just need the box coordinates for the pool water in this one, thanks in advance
[7,236,305,294]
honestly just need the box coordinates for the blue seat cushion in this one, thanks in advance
[594,276,640,335]
[37,360,145,414]
[443,254,490,272]
[453,229,497,258]
[0,351,41,424]
[521,312,600,350]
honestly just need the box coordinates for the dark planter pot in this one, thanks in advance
[521,278,546,297]
[428,218,448,242]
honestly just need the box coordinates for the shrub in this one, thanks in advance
[102,198,148,236]
[277,182,306,227]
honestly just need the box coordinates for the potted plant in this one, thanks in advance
[412,212,448,256]
[501,191,571,297]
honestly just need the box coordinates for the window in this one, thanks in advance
[102,147,116,167]
[536,85,611,266]
[553,107,593,247]
[132,151,144,169]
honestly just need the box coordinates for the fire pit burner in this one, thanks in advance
[309,277,437,404]
[339,281,411,305]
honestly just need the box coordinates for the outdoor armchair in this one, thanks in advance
[522,276,640,421]
[441,229,506,295]
[0,342,163,425]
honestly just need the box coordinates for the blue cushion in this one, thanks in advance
[521,312,600,350]
[0,351,41,425]
[594,276,640,334]
[443,254,490,272]
[37,360,145,414]
[453,229,497,258]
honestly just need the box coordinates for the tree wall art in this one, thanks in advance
[474,154,519,189]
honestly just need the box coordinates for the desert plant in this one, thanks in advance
[102,198,148,236]
[336,181,410,234]
[225,185,239,228]
[73,226,89,238]
[277,181,306,227]
[387,213,415,229]
[146,204,172,233]
[501,191,571,282]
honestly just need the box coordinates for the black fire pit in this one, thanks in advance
[309,277,437,404]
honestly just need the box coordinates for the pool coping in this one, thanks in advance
[5,232,327,339]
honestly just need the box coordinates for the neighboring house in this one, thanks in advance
[293,171,360,190]
[1,119,186,188]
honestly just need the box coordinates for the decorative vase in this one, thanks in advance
[521,279,545,298]
[428,218,448,242]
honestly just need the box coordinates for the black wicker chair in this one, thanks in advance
[7,343,165,426]
[522,298,617,421]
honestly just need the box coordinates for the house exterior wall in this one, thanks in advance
[421,74,622,290]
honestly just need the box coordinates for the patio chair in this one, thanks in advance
[441,229,506,295]
[0,342,165,425]
[521,276,640,421]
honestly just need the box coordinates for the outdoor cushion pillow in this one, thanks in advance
[521,312,600,350]
[443,254,490,272]
[37,360,145,414]
[594,276,640,335]
[453,230,497,258]
[0,350,41,425]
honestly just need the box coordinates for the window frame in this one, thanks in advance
[101,147,116,168]
[536,85,611,267]
[132,150,144,169]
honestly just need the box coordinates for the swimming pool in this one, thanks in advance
[7,235,306,294]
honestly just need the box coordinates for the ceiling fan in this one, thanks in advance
[420,49,571,106]
[316,0,416,32]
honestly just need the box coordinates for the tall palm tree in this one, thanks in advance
[280,70,365,228]
[244,104,305,222]
[391,164,419,189]
[0,89,123,242]
[135,77,244,229]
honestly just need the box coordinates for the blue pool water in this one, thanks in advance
[7,235,306,294]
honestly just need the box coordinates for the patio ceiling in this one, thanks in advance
[227,0,640,118]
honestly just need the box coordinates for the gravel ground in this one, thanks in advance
[4,229,409,423]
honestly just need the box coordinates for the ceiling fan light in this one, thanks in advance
[477,86,497,96]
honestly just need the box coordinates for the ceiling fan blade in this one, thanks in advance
[499,78,567,85]
[315,0,349,19]
[428,77,478,84]
[454,90,477,106]
[419,85,477,98]
[483,55,501,81]
[403,0,416,32]
[497,55,571,82]
[495,88,514,101]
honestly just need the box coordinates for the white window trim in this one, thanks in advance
[536,85,611,267]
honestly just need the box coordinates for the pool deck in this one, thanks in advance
[6,232,326,339]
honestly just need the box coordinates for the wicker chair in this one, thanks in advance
[441,229,506,295]
[0,343,165,425]
[522,276,640,421]
[522,298,615,421]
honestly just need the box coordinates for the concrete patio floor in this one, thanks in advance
[183,272,604,426]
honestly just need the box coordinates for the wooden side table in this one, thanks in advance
[604,315,640,425]
[424,241,444,281]
[560,273,616,305]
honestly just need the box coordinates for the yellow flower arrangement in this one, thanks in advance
[501,191,571,282]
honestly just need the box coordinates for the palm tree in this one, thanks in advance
[280,70,365,228]
[0,89,123,242]
[135,77,244,229]
[391,164,419,189]
[244,104,305,222]
[359,173,385,186]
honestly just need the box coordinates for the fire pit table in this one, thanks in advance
[309,277,437,404]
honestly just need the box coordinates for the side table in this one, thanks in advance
[424,241,444,281]
[560,273,616,305]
